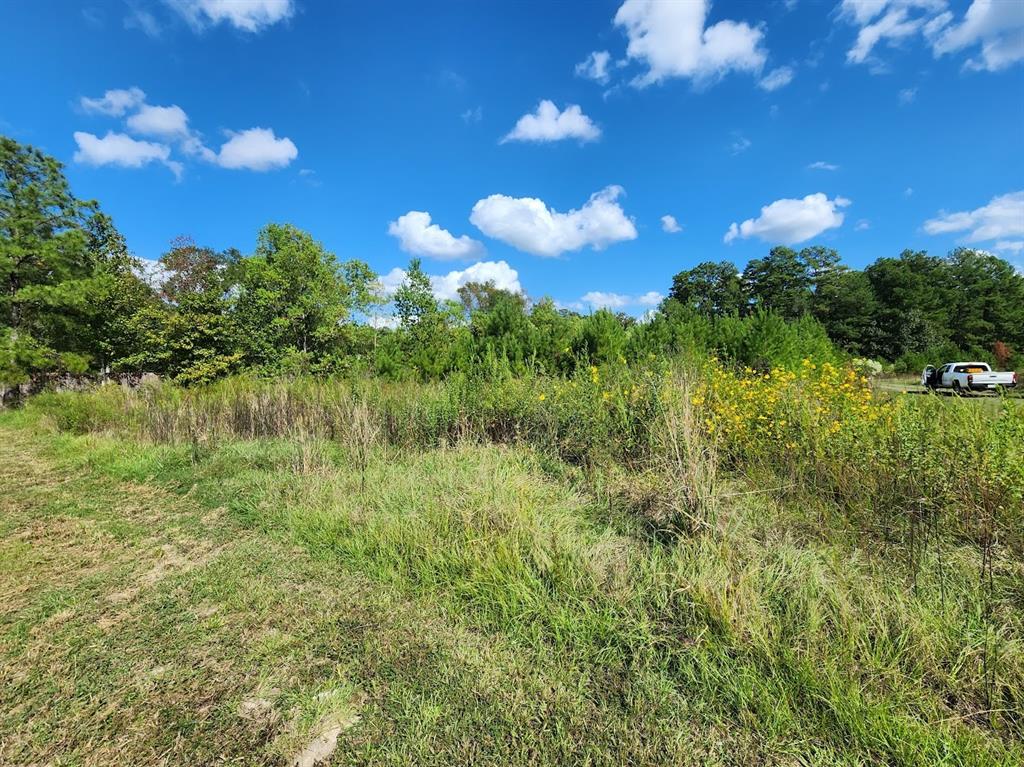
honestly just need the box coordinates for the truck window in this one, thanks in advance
[954,364,989,373]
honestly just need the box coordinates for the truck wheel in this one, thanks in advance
[952,381,963,397]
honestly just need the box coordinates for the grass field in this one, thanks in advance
[2,369,1022,766]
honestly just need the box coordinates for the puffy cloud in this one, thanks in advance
[898,87,917,104]
[501,100,600,144]
[758,66,794,91]
[581,291,630,310]
[376,267,408,298]
[855,219,872,231]
[931,0,1024,72]
[808,161,839,171]
[725,193,851,245]
[923,191,1024,242]
[576,50,613,84]
[75,89,297,176]
[167,0,294,32]
[661,214,682,233]
[470,186,638,257]
[80,87,146,116]
[613,0,767,87]
[73,131,182,179]
[215,128,297,171]
[126,104,190,138]
[431,260,523,301]
[994,240,1024,254]
[378,261,523,302]
[579,290,663,311]
[387,211,485,260]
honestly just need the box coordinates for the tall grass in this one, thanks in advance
[30,361,1024,549]
[16,357,1024,761]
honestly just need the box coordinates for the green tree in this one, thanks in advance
[812,267,879,356]
[866,250,954,358]
[468,289,536,372]
[945,248,1024,355]
[669,260,746,317]
[128,237,242,384]
[392,258,455,378]
[742,246,839,320]
[1,137,153,385]
[234,223,372,371]
[457,280,526,316]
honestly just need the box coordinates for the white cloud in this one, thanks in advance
[661,214,682,233]
[838,0,1024,72]
[80,87,146,116]
[461,106,482,124]
[923,191,1024,242]
[758,65,794,91]
[932,0,1024,72]
[840,0,891,25]
[126,104,190,138]
[432,260,523,301]
[846,6,928,63]
[614,0,767,87]
[808,160,839,171]
[855,219,872,230]
[994,240,1024,254]
[898,87,917,104]
[124,6,161,37]
[168,0,294,32]
[134,258,171,290]
[367,314,400,330]
[387,211,485,260]
[730,133,752,155]
[73,131,182,179]
[725,193,851,245]
[376,267,408,298]
[579,290,663,310]
[75,89,296,176]
[470,185,638,257]
[581,291,630,310]
[215,127,297,171]
[576,50,613,84]
[378,261,523,302]
[501,100,600,144]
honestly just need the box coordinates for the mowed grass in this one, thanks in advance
[1,408,1022,766]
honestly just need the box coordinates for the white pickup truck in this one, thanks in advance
[921,362,1018,394]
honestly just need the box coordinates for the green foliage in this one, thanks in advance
[3,135,1021,391]
[235,223,369,370]
[668,260,745,317]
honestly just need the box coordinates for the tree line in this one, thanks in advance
[3,136,1022,391]
[669,245,1024,370]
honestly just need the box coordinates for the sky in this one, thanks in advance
[2,0,1023,315]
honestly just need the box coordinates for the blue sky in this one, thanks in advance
[2,0,1023,314]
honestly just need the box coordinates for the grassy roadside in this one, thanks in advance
[1,409,1021,765]
[0,414,746,766]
